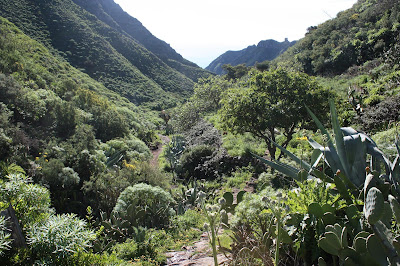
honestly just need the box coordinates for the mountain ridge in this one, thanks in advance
[0,0,210,109]
[206,39,296,74]
[71,0,208,82]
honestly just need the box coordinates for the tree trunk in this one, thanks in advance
[0,204,26,248]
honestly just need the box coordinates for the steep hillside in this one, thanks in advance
[0,15,153,164]
[71,0,210,82]
[0,0,209,109]
[206,39,296,74]
[274,0,400,76]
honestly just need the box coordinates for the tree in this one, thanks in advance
[222,64,250,80]
[219,68,332,160]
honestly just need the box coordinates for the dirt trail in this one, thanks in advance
[157,134,257,265]
[165,177,255,266]
[150,134,170,167]
[165,231,229,265]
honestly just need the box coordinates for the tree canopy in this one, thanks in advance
[219,68,332,159]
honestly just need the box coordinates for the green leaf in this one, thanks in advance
[305,104,334,146]
[334,175,352,204]
[322,212,336,225]
[270,137,311,170]
[223,192,234,206]
[321,204,335,213]
[252,153,299,180]
[319,232,341,256]
[353,235,368,254]
[279,226,292,244]
[388,195,400,223]
[330,99,351,182]
[236,191,246,204]
[341,226,348,248]
[365,188,384,225]
[308,202,323,219]
[367,234,389,266]
[318,257,327,266]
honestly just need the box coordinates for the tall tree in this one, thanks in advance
[219,68,332,160]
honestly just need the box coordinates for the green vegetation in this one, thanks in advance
[274,0,400,76]
[219,68,332,159]
[1,0,400,264]
[0,0,210,109]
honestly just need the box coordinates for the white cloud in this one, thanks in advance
[114,0,357,67]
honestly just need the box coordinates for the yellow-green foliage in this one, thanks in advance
[372,127,399,160]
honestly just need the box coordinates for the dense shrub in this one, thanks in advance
[112,238,162,265]
[63,251,124,266]
[83,162,171,214]
[104,135,151,162]
[361,94,400,132]
[0,173,53,229]
[170,209,205,231]
[179,145,215,180]
[113,183,175,228]
[0,103,12,160]
[185,119,222,148]
[0,216,11,255]
[40,159,69,189]
[27,214,96,261]
[231,187,277,235]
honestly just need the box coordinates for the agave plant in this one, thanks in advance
[253,99,392,189]
[253,99,400,265]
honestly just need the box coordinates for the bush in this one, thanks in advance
[179,145,215,179]
[0,173,52,228]
[0,216,11,255]
[112,237,165,265]
[231,187,277,236]
[64,251,125,266]
[361,94,400,132]
[41,158,80,189]
[27,213,96,261]
[171,209,205,231]
[185,119,222,148]
[105,135,151,162]
[225,166,253,189]
[83,162,171,214]
[113,183,175,228]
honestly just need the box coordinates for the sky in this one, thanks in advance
[114,0,358,68]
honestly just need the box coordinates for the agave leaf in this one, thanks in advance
[269,138,311,171]
[391,155,400,183]
[330,99,352,182]
[252,153,299,180]
[396,134,400,155]
[106,149,124,167]
[305,105,334,146]
[308,137,343,173]
[274,159,304,175]
[343,134,366,187]
[310,149,323,169]
[366,140,391,174]
[310,168,334,183]
[341,127,359,136]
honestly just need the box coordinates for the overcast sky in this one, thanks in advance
[114,0,358,68]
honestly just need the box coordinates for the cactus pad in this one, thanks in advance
[365,187,384,224]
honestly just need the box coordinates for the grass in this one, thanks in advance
[224,167,253,190]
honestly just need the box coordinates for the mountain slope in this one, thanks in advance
[0,0,209,109]
[71,0,210,82]
[0,16,150,142]
[206,39,296,74]
[274,0,400,76]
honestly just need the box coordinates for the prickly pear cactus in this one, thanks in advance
[365,187,384,224]
[389,195,400,223]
